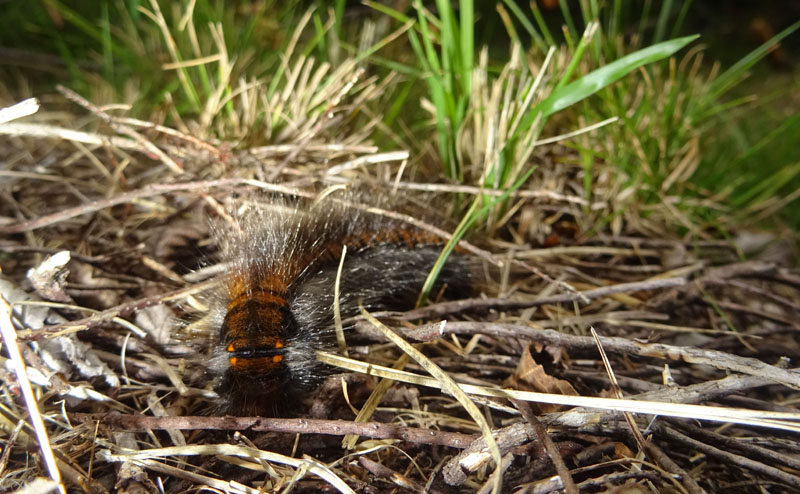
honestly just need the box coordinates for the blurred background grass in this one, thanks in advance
[1,0,798,245]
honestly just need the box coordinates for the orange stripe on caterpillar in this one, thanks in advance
[228,355,284,373]
[226,337,284,352]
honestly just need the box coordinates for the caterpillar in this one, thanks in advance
[208,192,472,416]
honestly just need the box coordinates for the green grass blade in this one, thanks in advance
[45,0,105,42]
[653,0,674,43]
[415,0,443,81]
[502,0,546,51]
[497,4,521,47]
[558,0,579,41]
[460,0,474,98]
[417,166,537,306]
[365,0,414,23]
[555,22,597,91]
[356,19,415,63]
[366,54,424,77]
[670,0,693,39]
[706,18,800,102]
[637,0,652,43]
[433,0,454,95]
[334,0,346,39]
[535,34,698,118]
[737,111,800,167]
[736,162,800,207]
[530,0,556,47]
[608,0,622,39]
[101,3,114,82]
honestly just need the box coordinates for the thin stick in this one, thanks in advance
[0,178,300,234]
[69,414,476,448]
[513,399,578,494]
[0,294,64,493]
[655,424,800,488]
[389,277,687,320]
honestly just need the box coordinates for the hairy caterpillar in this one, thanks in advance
[208,192,472,416]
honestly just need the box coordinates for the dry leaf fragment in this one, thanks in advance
[134,304,175,345]
[26,251,73,303]
[506,345,578,414]
[1,270,120,389]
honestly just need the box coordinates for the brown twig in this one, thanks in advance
[0,179,278,234]
[379,277,687,320]
[69,413,476,449]
[639,438,702,494]
[513,399,578,494]
[443,422,540,486]
[655,423,800,489]
[716,300,797,327]
[670,420,800,472]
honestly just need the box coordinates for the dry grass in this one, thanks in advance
[1,28,800,494]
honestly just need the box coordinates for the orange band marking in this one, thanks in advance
[229,356,283,373]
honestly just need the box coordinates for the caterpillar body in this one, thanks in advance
[209,194,471,416]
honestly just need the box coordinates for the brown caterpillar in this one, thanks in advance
[209,192,471,416]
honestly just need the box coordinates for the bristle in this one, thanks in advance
[209,193,472,416]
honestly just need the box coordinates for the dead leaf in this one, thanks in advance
[134,304,175,345]
[506,345,578,414]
